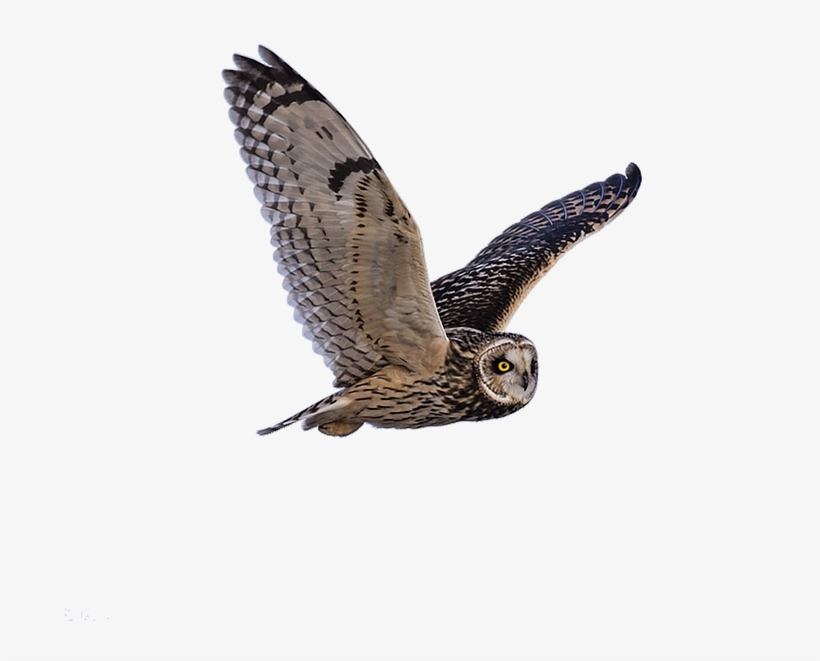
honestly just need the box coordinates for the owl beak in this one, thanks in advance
[521,373,529,390]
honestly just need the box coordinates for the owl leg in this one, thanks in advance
[317,420,363,436]
[301,394,365,434]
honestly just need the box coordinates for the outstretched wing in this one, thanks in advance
[223,47,448,387]
[431,164,642,332]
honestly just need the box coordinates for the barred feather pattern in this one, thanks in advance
[224,47,448,389]
[431,164,642,332]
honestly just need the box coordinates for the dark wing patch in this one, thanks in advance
[431,164,642,332]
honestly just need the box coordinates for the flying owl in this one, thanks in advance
[223,47,641,436]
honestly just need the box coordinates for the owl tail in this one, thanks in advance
[257,392,364,437]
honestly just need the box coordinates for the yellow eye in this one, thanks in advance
[495,359,512,373]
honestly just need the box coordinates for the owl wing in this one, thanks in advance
[431,164,642,332]
[223,47,448,387]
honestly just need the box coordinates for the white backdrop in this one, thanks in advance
[1,2,818,660]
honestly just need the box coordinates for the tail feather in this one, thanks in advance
[257,392,352,435]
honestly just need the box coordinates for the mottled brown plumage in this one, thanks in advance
[223,46,642,436]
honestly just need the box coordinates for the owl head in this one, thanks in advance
[474,335,538,406]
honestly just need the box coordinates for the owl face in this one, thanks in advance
[475,338,538,406]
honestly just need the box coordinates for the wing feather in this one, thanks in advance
[224,47,448,387]
[431,164,642,332]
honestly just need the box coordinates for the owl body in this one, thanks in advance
[265,329,537,436]
[223,47,642,436]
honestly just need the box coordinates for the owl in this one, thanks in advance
[223,47,641,436]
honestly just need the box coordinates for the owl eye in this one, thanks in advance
[493,359,513,374]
